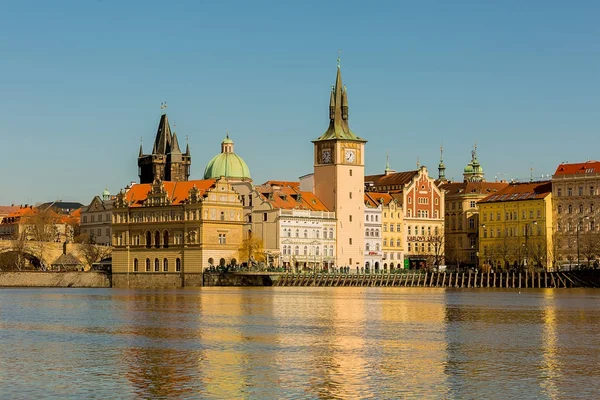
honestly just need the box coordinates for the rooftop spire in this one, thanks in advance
[171,131,182,154]
[152,114,173,155]
[139,136,143,157]
[185,135,190,156]
[314,54,365,142]
[438,144,446,181]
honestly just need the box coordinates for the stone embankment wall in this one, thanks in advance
[203,273,273,286]
[0,272,110,288]
[111,273,204,288]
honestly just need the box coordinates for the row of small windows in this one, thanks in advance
[383,252,402,260]
[365,228,380,237]
[406,242,433,252]
[82,213,111,223]
[382,239,401,247]
[383,212,402,218]
[383,223,402,232]
[133,258,181,272]
[365,214,379,222]
[282,245,334,257]
[365,243,381,251]
[283,228,334,239]
[482,226,542,238]
[406,226,440,236]
[556,186,595,197]
[406,209,439,218]
[483,209,542,222]
[557,204,594,214]
[557,220,596,232]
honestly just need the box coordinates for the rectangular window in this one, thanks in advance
[397,224,401,231]
[591,186,595,196]
[568,188,572,196]
[349,238,352,245]
[557,188,562,197]
[349,192,352,199]
[579,187,584,196]
[470,201,476,208]
[383,224,387,232]
[263,213,267,222]
[349,215,352,222]
[390,224,394,232]
[218,233,226,244]
[349,169,353,176]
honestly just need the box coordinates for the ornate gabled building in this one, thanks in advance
[366,163,444,269]
[312,59,367,269]
[111,178,244,287]
[138,113,191,183]
[80,187,114,246]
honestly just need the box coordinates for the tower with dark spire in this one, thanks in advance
[438,145,447,181]
[312,54,367,268]
[138,112,191,183]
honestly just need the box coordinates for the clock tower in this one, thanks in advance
[313,59,367,268]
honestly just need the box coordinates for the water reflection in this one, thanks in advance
[0,288,599,399]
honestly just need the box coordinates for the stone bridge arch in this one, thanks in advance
[0,240,110,270]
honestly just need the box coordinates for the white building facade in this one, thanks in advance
[364,196,383,271]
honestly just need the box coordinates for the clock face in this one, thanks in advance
[345,149,356,163]
[321,149,332,164]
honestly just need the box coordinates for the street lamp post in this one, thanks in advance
[524,221,537,272]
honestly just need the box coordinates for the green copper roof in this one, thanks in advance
[204,152,251,180]
[222,135,233,145]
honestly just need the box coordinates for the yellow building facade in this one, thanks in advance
[111,178,244,287]
[478,181,553,272]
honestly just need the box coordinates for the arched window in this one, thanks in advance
[154,258,160,272]
[295,229,299,238]
[579,204,584,214]
[146,258,150,272]
[568,204,573,214]
[176,258,181,272]
[329,228,334,239]
[323,228,327,238]
[390,240,394,247]
[375,229,379,237]
[558,205,562,214]
[316,247,320,256]
[133,258,139,272]
[295,246,299,256]
[155,231,160,248]
[303,246,308,255]
[366,243,370,251]
[376,243,380,251]
[591,204,595,213]
[146,231,152,248]
[329,246,334,257]
[163,231,169,248]
[304,230,308,238]
[397,239,401,247]
[316,230,320,239]
[163,258,168,272]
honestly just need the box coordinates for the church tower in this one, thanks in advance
[138,112,191,183]
[312,58,367,268]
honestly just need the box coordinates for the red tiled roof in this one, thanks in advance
[553,161,600,176]
[479,181,552,204]
[439,181,509,196]
[256,183,329,212]
[262,180,300,190]
[365,170,418,188]
[0,206,19,217]
[364,192,395,207]
[125,179,217,207]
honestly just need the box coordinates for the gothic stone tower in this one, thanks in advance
[313,60,367,268]
[138,113,191,183]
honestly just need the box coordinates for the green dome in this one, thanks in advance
[204,152,251,180]
[464,163,474,173]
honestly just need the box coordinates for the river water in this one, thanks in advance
[0,287,598,399]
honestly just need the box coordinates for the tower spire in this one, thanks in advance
[314,54,364,142]
[438,144,446,181]
[139,136,143,157]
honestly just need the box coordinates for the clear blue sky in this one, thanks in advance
[1,0,598,205]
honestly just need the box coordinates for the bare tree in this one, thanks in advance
[445,236,467,270]
[529,237,548,272]
[79,236,112,270]
[11,230,28,271]
[26,208,59,270]
[579,232,600,269]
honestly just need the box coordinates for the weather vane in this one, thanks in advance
[337,49,341,68]
[160,101,168,110]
